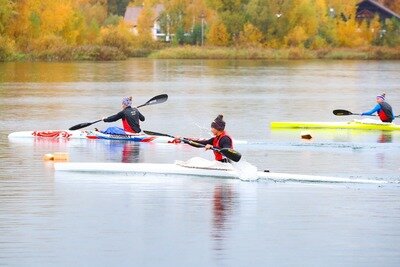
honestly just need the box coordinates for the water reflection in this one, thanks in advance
[377,132,392,143]
[211,184,236,258]
[121,143,141,163]
[1,59,400,266]
[88,141,142,163]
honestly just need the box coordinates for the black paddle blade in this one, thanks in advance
[333,109,353,116]
[137,94,168,108]
[69,120,101,130]
[143,130,174,138]
[219,148,242,162]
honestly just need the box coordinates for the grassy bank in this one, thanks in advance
[2,45,399,62]
[1,45,128,62]
[1,46,161,62]
[149,46,400,60]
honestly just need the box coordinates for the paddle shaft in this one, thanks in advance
[143,131,210,149]
[333,109,399,118]
[69,94,168,130]
[143,130,242,162]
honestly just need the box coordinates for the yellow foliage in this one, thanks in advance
[314,0,328,24]
[31,34,67,51]
[264,38,281,49]
[207,20,229,46]
[40,1,74,34]
[288,0,319,37]
[137,2,154,39]
[336,18,371,47]
[285,26,308,47]
[1,0,398,56]
[239,23,263,46]
[99,21,134,53]
[310,36,328,49]
[0,35,15,60]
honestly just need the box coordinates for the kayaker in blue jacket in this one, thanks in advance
[362,93,394,123]
[101,96,145,134]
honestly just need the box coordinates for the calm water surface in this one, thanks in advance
[0,59,400,266]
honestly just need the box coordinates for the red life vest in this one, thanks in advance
[378,110,389,122]
[212,131,233,161]
[378,102,394,123]
[122,118,135,133]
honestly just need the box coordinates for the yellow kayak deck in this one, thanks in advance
[271,120,400,131]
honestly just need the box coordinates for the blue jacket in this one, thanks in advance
[362,103,394,122]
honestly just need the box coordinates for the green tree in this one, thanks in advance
[378,18,400,47]
[190,24,202,45]
[175,24,185,44]
[209,0,249,42]
[246,0,291,46]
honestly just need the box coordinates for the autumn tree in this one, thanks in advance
[0,0,14,34]
[239,23,263,46]
[377,18,400,46]
[208,0,249,43]
[207,20,229,46]
[136,0,155,45]
[99,20,134,53]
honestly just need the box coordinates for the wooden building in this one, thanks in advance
[356,0,400,21]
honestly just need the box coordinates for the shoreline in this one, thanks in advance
[1,46,400,62]
[148,46,400,60]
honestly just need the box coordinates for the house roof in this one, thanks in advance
[124,4,165,26]
[357,0,400,20]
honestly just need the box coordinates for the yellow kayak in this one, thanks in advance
[271,119,400,131]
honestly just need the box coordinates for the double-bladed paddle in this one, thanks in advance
[69,94,168,130]
[143,130,242,162]
[333,109,362,116]
[333,109,399,118]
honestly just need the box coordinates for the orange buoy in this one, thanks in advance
[43,153,54,161]
[43,152,69,161]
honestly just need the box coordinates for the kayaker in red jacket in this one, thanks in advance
[102,96,145,134]
[177,115,233,162]
[362,93,394,123]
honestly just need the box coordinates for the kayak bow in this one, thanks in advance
[54,159,386,184]
[271,119,400,131]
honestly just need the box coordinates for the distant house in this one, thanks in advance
[124,4,166,41]
[356,0,400,21]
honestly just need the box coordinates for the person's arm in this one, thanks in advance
[103,111,123,122]
[362,104,380,116]
[218,136,232,149]
[138,110,145,122]
[192,137,214,146]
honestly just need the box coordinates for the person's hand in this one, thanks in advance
[205,144,213,150]
[173,136,182,141]
[102,117,106,121]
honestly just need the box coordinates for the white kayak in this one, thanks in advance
[8,130,248,144]
[54,157,386,184]
[8,130,87,139]
[7,130,175,142]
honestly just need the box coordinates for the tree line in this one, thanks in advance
[0,0,399,61]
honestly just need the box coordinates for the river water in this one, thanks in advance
[0,59,399,266]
